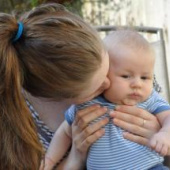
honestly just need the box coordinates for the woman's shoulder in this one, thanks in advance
[26,99,54,150]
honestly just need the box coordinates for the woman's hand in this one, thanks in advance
[109,105,161,146]
[72,104,109,153]
[57,104,109,170]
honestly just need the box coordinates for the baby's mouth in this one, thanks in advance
[128,93,141,100]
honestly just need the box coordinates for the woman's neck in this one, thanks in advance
[25,91,71,132]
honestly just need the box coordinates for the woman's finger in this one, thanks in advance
[76,107,108,129]
[112,110,147,127]
[74,104,101,124]
[72,107,109,152]
[113,118,153,138]
[73,117,109,148]
[81,118,109,139]
[113,110,160,131]
[111,105,161,134]
[114,105,155,120]
[79,129,105,153]
[123,132,149,146]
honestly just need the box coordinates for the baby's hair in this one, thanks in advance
[104,29,154,57]
[0,3,104,169]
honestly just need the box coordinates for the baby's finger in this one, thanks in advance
[155,142,163,153]
[160,145,168,156]
[149,138,157,150]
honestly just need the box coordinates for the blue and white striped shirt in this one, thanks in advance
[65,90,170,170]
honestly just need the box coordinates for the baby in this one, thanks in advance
[42,30,170,170]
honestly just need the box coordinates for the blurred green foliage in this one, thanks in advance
[0,0,83,18]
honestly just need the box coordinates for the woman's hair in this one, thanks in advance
[0,3,104,169]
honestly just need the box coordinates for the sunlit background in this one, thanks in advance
[1,0,170,96]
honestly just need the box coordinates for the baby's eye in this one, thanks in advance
[141,76,147,80]
[121,75,130,79]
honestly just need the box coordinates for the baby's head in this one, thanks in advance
[103,30,155,105]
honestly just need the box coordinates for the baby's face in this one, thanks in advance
[104,47,155,105]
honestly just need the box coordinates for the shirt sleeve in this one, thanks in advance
[146,90,170,114]
[64,105,76,125]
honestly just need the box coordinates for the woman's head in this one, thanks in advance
[15,3,108,100]
[0,3,109,169]
[70,50,110,104]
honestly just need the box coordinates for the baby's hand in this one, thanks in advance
[149,130,170,156]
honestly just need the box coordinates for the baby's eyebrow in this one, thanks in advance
[142,72,152,75]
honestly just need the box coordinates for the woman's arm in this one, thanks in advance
[109,105,161,146]
[57,104,109,170]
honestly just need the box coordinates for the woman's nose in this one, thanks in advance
[103,77,110,90]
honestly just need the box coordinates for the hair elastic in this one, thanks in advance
[12,22,24,42]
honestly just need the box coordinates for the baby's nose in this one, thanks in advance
[131,78,142,88]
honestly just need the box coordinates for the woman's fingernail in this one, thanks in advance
[113,118,118,123]
[102,107,108,111]
[122,132,128,137]
[115,105,120,110]
[95,104,101,108]
[109,110,115,116]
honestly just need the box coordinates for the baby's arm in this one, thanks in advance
[149,111,170,156]
[41,120,72,170]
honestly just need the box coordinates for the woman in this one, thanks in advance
[0,3,163,170]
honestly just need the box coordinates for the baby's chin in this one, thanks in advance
[106,98,139,106]
[121,99,140,106]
